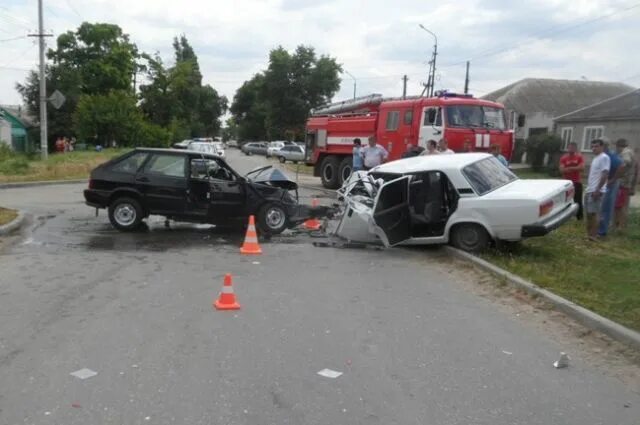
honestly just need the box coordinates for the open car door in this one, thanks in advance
[372,176,412,247]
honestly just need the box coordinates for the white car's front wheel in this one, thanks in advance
[450,223,490,252]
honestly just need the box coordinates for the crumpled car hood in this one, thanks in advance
[245,166,298,190]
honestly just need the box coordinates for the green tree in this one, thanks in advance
[139,35,227,141]
[16,22,139,149]
[231,45,341,141]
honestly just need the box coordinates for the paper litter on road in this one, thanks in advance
[317,368,343,379]
[502,351,513,355]
[252,261,260,265]
[70,368,98,380]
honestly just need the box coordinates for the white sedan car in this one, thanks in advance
[332,153,578,252]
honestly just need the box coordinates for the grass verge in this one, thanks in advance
[0,148,129,183]
[0,208,18,226]
[481,210,640,331]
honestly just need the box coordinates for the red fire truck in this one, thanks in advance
[304,91,514,189]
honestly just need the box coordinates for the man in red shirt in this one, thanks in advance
[559,141,585,220]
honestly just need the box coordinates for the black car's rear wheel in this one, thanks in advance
[256,203,288,235]
[108,197,143,231]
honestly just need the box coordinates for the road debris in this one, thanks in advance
[44,411,51,416]
[502,350,513,355]
[71,403,81,409]
[252,261,260,265]
[70,368,98,380]
[317,368,343,379]
[554,352,570,369]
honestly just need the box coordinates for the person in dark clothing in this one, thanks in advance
[401,144,425,158]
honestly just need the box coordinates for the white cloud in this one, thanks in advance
[1,0,638,108]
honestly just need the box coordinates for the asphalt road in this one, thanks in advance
[0,149,639,425]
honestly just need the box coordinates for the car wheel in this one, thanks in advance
[279,156,286,163]
[256,203,288,235]
[320,156,340,189]
[247,151,253,156]
[108,197,143,231]
[338,156,353,186]
[450,223,490,253]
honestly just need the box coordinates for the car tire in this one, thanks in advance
[320,156,340,189]
[108,197,143,231]
[338,156,353,186]
[247,151,253,156]
[256,203,288,235]
[450,223,491,253]
[279,156,286,163]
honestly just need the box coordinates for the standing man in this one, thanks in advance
[420,139,440,156]
[585,139,610,241]
[361,136,389,170]
[559,142,585,220]
[613,138,636,231]
[352,138,364,172]
[598,139,624,237]
[490,144,509,167]
[438,138,455,154]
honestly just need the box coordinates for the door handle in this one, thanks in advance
[136,176,149,183]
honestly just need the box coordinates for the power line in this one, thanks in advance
[65,0,83,20]
[441,1,640,67]
[0,35,28,43]
[0,7,35,29]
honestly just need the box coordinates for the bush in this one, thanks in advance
[135,121,173,147]
[525,134,562,172]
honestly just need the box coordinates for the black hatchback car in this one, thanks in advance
[84,148,331,234]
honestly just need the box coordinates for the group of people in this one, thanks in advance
[54,136,76,153]
[560,138,637,241]
[351,136,509,172]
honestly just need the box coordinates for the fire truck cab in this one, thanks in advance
[305,92,514,189]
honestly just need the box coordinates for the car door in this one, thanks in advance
[137,153,188,215]
[292,145,305,161]
[206,159,247,223]
[371,176,412,246]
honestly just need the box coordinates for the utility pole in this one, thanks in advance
[29,0,52,159]
[402,75,408,99]
[419,24,438,97]
[464,61,470,94]
[343,69,356,100]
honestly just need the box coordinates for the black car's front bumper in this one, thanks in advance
[521,203,579,237]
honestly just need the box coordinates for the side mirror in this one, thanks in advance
[517,114,526,128]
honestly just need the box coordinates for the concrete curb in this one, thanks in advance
[445,246,640,351]
[0,211,26,236]
[0,179,86,189]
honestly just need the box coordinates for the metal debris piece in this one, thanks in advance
[554,352,570,369]
[502,351,513,355]
[317,368,343,379]
[70,368,98,380]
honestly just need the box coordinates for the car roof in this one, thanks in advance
[373,153,493,174]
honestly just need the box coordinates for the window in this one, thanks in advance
[528,127,548,137]
[446,106,505,130]
[385,111,400,131]
[462,157,518,195]
[582,126,604,151]
[111,152,148,174]
[560,127,573,150]
[403,110,413,125]
[423,107,442,127]
[144,154,186,178]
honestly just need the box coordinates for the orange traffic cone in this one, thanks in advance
[240,215,262,255]
[304,199,322,231]
[214,273,241,310]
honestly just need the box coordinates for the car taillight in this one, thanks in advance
[88,179,95,189]
[539,200,554,217]
[565,186,575,202]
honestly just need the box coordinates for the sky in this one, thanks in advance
[1,0,639,111]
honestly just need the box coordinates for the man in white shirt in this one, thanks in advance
[438,138,455,154]
[585,139,610,241]
[361,136,389,170]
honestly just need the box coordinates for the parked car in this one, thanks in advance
[212,142,226,159]
[172,139,192,149]
[266,141,285,158]
[241,142,268,156]
[227,140,238,148]
[84,148,334,234]
[332,153,578,252]
[277,145,305,163]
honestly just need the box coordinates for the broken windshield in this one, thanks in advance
[446,105,506,130]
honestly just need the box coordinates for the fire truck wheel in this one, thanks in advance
[320,156,340,189]
[338,156,353,186]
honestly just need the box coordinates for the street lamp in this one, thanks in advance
[342,69,357,100]
[419,24,438,97]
